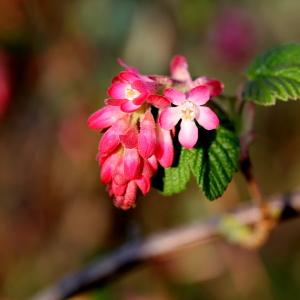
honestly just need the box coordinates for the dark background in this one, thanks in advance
[1,0,300,299]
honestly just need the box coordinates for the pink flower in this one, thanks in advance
[105,71,154,113]
[98,114,130,154]
[105,154,157,210]
[170,55,192,82]
[88,105,125,130]
[170,55,224,97]
[155,115,174,168]
[110,181,138,210]
[117,59,151,83]
[192,77,224,98]
[138,110,156,159]
[123,148,141,181]
[105,70,170,113]
[88,56,224,209]
[117,59,140,76]
[100,147,123,184]
[159,86,219,149]
[111,174,151,210]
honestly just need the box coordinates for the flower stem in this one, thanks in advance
[240,154,265,210]
[239,153,279,248]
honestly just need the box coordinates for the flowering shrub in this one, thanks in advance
[89,44,300,209]
[88,56,223,209]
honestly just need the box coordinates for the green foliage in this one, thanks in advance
[160,147,191,195]
[153,119,240,200]
[243,43,300,105]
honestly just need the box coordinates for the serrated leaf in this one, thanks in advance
[190,122,240,200]
[157,147,191,196]
[243,43,300,105]
[153,119,240,200]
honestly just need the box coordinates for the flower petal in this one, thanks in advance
[188,86,210,105]
[113,195,125,208]
[87,106,125,130]
[179,120,198,149]
[97,152,106,166]
[195,106,219,130]
[131,80,149,105]
[135,176,150,195]
[138,111,156,158]
[99,127,121,154]
[144,82,158,94]
[117,58,130,69]
[148,75,172,86]
[101,150,122,184]
[146,95,170,108]
[193,76,224,97]
[131,79,147,93]
[120,125,139,149]
[104,98,127,106]
[113,157,128,186]
[123,148,141,181]
[99,115,130,154]
[120,100,141,113]
[164,88,186,105]
[142,157,157,178]
[111,75,122,84]
[117,59,139,75]
[158,106,181,130]
[119,71,140,83]
[147,155,158,173]
[107,83,127,99]
[111,181,127,196]
[123,181,138,209]
[170,55,192,82]
[155,124,174,168]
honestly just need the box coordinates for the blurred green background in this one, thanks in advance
[1,0,300,299]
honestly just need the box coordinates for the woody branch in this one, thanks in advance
[30,190,300,300]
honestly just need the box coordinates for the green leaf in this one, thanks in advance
[243,43,300,105]
[153,119,240,200]
[153,146,191,196]
[191,120,240,200]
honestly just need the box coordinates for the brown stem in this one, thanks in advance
[240,155,265,210]
[239,153,278,249]
[29,192,300,300]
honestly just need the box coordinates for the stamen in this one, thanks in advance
[180,101,195,121]
[125,86,141,101]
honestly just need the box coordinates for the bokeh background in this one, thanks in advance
[1,0,300,299]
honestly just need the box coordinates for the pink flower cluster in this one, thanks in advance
[88,56,223,209]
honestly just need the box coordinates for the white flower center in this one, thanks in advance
[179,101,195,121]
[125,85,141,101]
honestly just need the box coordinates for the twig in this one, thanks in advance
[30,191,300,300]
[240,155,265,209]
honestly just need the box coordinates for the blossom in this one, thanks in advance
[138,110,156,159]
[104,152,158,210]
[105,71,169,113]
[88,56,223,209]
[191,76,224,98]
[105,71,155,113]
[170,55,224,97]
[159,86,219,149]
[170,55,192,82]
[88,90,174,209]
[155,115,174,168]
[88,105,125,130]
